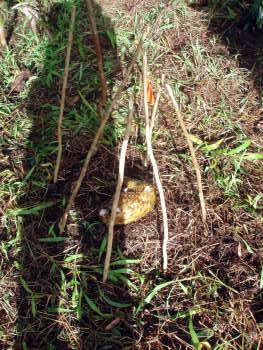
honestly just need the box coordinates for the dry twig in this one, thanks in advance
[0,23,6,47]
[103,100,133,283]
[86,0,106,106]
[59,32,145,233]
[143,53,169,271]
[0,2,7,47]
[166,84,206,222]
[53,6,76,184]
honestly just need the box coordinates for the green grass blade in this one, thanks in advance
[39,237,67,243]
[98,287,131,308]
[8,202,54,216]
[228,140,251,155]
[84,293,106,317]
[189,310,201,350]
[110,259,140,266]
[240,238,253,254]
[31,295,36,317]
[48,307,72,313]
[110,268,136,274]
[136,280,175,314]
[208,270,239,294]
[21,166,36,186]
[243,152,263,160]
[118,275,139,292]
[20,277,32,294]
[178,281,189,296]
[202,138,224,152]
[98,235,107,263]
[72,284,79,308]
[78,90,97,114]
[64,254,84,263]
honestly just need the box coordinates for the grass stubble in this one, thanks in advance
[0,0,263,349]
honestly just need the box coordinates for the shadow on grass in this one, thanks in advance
[14,1,136,348]
[191,0,263,101]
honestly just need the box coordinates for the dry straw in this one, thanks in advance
[54,6,76,183]
[166,84,206,223]
[103,100,133,283]
[143,53,168,271]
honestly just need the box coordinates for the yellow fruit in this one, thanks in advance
[99,178,156,225]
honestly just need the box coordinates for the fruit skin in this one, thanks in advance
[99,178,156,225]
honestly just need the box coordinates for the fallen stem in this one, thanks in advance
[53,5,76,184]
[143,53,169,272]
[103,100,133,283]
[166,84,206,222]
[59,32,145,233]
[0,3,7,48]
[86,0,106,106]
[0,24,6,47]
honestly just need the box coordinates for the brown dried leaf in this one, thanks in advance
[10,70,31,93]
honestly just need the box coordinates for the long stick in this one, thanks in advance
[166,84,206,222]
[59,33,145,233]
[143,53,169,271]
[54,6,76,184]
[86,0,106,106]
[103,100,133,283]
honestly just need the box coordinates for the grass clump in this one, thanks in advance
[0,0,262,349]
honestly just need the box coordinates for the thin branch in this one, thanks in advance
[166,84,206,222]
[0,24,6,47]
[86,0,106,106]
[0,3,7,48]
[59,32,145,233]
[53,6,76,184]
[150,74,165,139]
[143,53,169,272]
[103,100,133,283]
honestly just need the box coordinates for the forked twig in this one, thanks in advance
[103,100,133,283]
[166,84,206,222]
[53,6,76,184]
[59,32,145,233]
[86,0,106,106]
[143,53,169,271]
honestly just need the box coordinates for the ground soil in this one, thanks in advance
[1,0,263,349]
